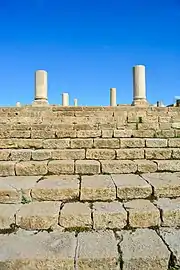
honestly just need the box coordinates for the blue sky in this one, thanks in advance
[0,0,179,106]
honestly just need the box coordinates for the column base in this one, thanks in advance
[132,99,149,107]
[32,99,49,107]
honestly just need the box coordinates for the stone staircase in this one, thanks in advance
[0,106,180,270]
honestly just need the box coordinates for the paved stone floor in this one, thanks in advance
[0,173,180,269]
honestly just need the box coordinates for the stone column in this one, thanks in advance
[16,102,21,107]
[74,98,78,106]
[62,93,69,106]
[34,70,48,104]
[132,65,148,106]
[110,88,117,106]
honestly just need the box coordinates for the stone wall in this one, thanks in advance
[0,106,180,176]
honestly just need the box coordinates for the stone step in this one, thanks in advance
[0,228,180,269]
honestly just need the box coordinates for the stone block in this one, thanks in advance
[56,129,76,138]
[101,130,113,138]
[43,139,70,149]
[75,160,100,174]
[146,138,167,147]
[0,161,16,176]
[169,138,180,147]
[132,130,155,138]
[156,129,175,138]
[32,149,51,160]
[77,130,101,138]
[77,231,119,269]
[86,149,115,160]
[32,175,79,201]
[16,201,60,230]
[59,202,92,229]
[94,138,119,148]
[48,160,74,174]
[145,148,172,159]
[135,160,157,173]
[157,160,180,172]
[93,202,127,229]
[80,175,116,201]
[114,129,133,138]
[10,149,32,161]
[155,198,180,227]
[71,138,93,148]
[118,229,170,270]
[112,174,152,200]
[0,231,76,269]
[116,148,144,159]
[0,150,10,160]
[142,172,180,198]
[124,199,160,228]
[31,130,55,139]
[120,138,145,148]
[172,148,180,159]
[51,149,85,160]
[17,139,43,149]
[16,161,48,176]
[101,160,137,174]
[0,204,21,229]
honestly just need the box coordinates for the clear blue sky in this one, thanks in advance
[0,0,179,106]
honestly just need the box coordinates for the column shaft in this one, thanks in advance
[110,88,117,106]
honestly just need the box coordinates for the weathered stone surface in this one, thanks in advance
[101,129,113,138]
[77,231,119,269]
[112,174,152,199]
[114,129,132,138]
[32,149,51,160]
[168,138,180,147]
[118,229,170,270]
[16,201,60,230]
[142,172,180,198]
[159,228,180,266]
[121,138,145,148]
[80,175,116,201]
[86,149,115,160]
[101,160,137,174]
[0,161,16,176]
[0,176,39,203]
[0,231,76,269]
[93,202,127,229]
[48,160,74,174]
[10,149,32,161]
[135,160,157,173]
[116,148,144,159]
[16,161,48,176]
[71,138,93,148]
[156,160,180,172]
[32,175,79,201]
[56,129,76,138]
[43,139,70,149]
[172,148,180,159]
[155,198,180,227]
[124,199,160,228]
[145,148,172,159]
[94,138,119,148]
[0,150,10,160]
[75,160,100,174]
[146,138,167,147]
[31,129,55,139]
[59,202,91,228]
[77,130,101,138]
[0,204,21,229]
[51,149,85,160]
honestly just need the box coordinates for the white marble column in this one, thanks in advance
[16,102,21,107]
[62,93,69,106]
[34,70,48,104]
[110,88,117,106]
[74,98,78,106]
[132,65,148,106]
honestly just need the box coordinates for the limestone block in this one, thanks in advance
[0,204,21,229]
[0,150,10,160]
[142,172,180,198]
[120,138,145,148]
[31,130,55,139]
[137,122,159,130]
[116,148,144,159]
[16,161,48,176]
[93,138,120,148]
[157,160,180,172]
[114,129,133,138]
[10,149,32,161]
[71,138,93,148]
[77,231,119,269]
[0,232,76,269]
[156,129,175,138]
[132,130,156,138]
[86,149,115,160]
[93,202,127,229]
[101,160,137,174]
[0,176,38,203]
[75,160,100,174]
[145,148,172,159]
[32,175,79,201]
[56,129,76,138]
[0,161,16,176]
[16,201,60,230]
[16,139,43,149]
[0,139,18,149]
[124,199,160,228]
[112,174,152,199]
[146,138,167,147]
[51,149,85,160]
[159,228,180,266]
[135,160,157,173]
[48,160,74,174]
[155,198,180,227]
[76,130,101,138]
[43,139,70,149]
[32,149,52,160]
[169,138,180,147]
[80,175,116,201]
[101,129,113,138]
[0,130,31,138]
[59,202,92,229]
[118,229,170,270]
